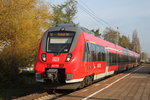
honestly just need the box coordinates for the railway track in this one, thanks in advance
[13,89,74,100]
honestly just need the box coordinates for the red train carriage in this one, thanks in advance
[34,24,140,89]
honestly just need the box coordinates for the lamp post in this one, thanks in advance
[116,27,119,65]
[116,27,119,45]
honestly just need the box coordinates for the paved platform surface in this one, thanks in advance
[57,64,150,100]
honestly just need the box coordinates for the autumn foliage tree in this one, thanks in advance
[119,35,131,49]
[103,27,120,44]
[131,30,141,53]
[103,28,140,51]
[141,52,148,63]
[91,29,101,38]
[0,0,52,85]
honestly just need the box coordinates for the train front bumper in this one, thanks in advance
[35,72,83,84]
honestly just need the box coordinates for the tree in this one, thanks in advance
[131,30,141,53]
[91,29,101,38]
[0,0,53,85]
[140,52,148,63]
[103,27,120,44]
[52,0,77,25]
[119,35,131,49]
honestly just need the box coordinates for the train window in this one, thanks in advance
[47,31,75,53]
[83,42,106,62]
[120,54,129,64]
[113,53,117,65]
[95,45,99,61]
[112,53,115,65]
[108,53,118,66]
[111,53,114,65]
[114,54,117,65]
[120,54,123,64]
[128,56,131,63]
[109,53,111,65]
[98,46,101,61]
[122,55,125,63]
[102,48,106,61]
[92,44,96,61]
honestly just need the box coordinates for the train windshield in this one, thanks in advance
[47,31,75,53]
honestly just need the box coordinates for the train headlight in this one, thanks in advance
[66,54,72,62]
[41,53,46,62]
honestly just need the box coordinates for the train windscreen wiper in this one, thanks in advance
[54,43,69,56]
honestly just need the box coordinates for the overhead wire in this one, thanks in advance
[51,0,118,31]
[78,3,106,27]
[78,0,118,30]
[80,0,111,27]
[78,4,103,28]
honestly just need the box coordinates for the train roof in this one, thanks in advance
[45,24,140,57]
[47,24,95,35]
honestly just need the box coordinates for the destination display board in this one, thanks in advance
[49,32,75,37]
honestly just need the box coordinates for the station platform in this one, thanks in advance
[57,64,150,100]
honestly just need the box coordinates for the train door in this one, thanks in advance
[83,42,89,75]
[105,48,110,76]
[86,42,93,75]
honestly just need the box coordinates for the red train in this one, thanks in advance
[34,24,140,89]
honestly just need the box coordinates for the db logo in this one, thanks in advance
[97,64,101,68]
[52,57,60,62]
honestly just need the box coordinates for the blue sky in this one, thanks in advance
[47,0,150,56]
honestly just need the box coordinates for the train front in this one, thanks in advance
[34,24,85,88]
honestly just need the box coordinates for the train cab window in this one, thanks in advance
[47,31,75,53]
